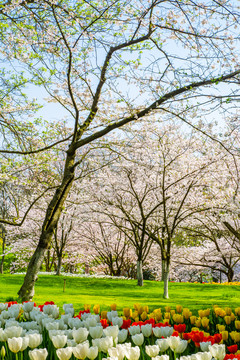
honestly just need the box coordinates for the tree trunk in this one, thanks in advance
[227,268,234,283]
[56,255,62,276]
[161,259,165,281]
[137,260,143,286]
[18,151,76,301]
[0,229,6,274]
[163,261,170,299]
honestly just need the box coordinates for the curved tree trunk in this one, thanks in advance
[18,151,76,301]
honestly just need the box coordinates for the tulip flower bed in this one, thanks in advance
[1,301,240,360]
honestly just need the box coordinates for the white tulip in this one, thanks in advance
[51,334,68,349]
[0,329,7,342]
[68,317,83,329]
[132,333,144,346]
[4,326,23,338]
[72,342,90,359]
[7,337,22,353]
[46,321,60,331]
[0,303,7,311]
[87,346,98,360]
[145,345,160,357]
[103,325,119,340]
[73,328,89,343]
[152,356,169,360]
[125,346,140,360]
[99,336,114,353]
[141,324,152,337]
[89,326,103,339]
[29,348,48,360]
[112,317,123,328]
[129,326,140,336]
[118,329,128,343]
[209,344,226,360]
[168,336,181,351]
[28,333,43,349]
[20,336,29,351]
[156,338,170,352]
[199,352,212,360]
[200,342,211,352]
[56,347,73,360]
[107,311,118,322]
[174,340,188,354]
[23,302,35,313]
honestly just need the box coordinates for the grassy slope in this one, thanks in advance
[0,274,239,313]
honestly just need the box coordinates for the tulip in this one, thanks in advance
[141,324,152,337]
[112,317,123,328]
[145,345,160,357]
[7,337,22,353]
[224,316,231,325]
[156,339,170,352]
[23,302,35,313]
[87,346,98,360]
[56,347,73,360]
[174,339,188,354]
[72,328,89,343]
[220,331,228,341]
[123,308,132,318]
[93,305,100,315]
[176,305,182,313]
[51,335,68,349]
[129,326,140,336]
[68,317,82,329]
[103,325,119,340]
[29,348,48,360]
[200,341,211,352]
[209,344,226,360]
[125,346,140,360]
[168,336,181,351]
[118,329,128,343]
[72,343,89,360]
[28,334,43,349]
[201,317,209,328]
[110,304,117,311]
[132,333,144,346]
[20,336,29,351]
[4,326,23,338]
[152,356,169,360]
[99,336,114,353]
[89,326,103,339]
[1,346,5,358]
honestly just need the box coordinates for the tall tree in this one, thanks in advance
[0,0,239,300]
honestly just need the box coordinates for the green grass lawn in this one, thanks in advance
[0,274,239,314]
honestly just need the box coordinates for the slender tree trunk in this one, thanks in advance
[56,255,62,276]
[161,259,165,281]
[137,260,143,286]
[163,261,170,299]
[18,151,76,301]
[0,230,6,274]
[227,268,234,283]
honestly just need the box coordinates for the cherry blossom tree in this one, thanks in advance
[0,0,240,300]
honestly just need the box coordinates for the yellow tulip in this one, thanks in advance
[132,311,139,320]
[234,332,240,343]
[165,312,171,319]
[235,308,240,316]
[176,305,182,313]
[190,316,196,325]
[173,314,184,324]
[204,309,210,317]
[143,306,149,313]
[134,303,140,311]
[138,306,144,315]
[110,303,117,311]
[123,308,132,318]
[231,313,236,321]
[84,304,91,311]
[201,317,209,328]
[165,306,171,312]
[101,311,108,319]
[225,307,232,316]
[183,308,192,319]
[154,309,162,321]
[93,304,100,314]
[170,310,176,316]
[217,325,226,332]
[221,331,228,341]
[235,321,240,330]
[198,310,204,318]
[163,319,170,324]
[195,318,202,328]
[141,311,148,321]
[224,316,232,325]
